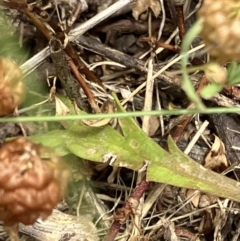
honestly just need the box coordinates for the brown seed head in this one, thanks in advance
[198,0,240,62]
[0,137,70,225]
[0,58,25,116]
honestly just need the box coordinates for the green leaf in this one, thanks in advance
[65,126,146,171]
[113,93,166,162]
[65,94,167,170]
[227,61,237,81]
[29,94,240,203]
[29,129,71,157]
[229,76,240,85]
[201,83,223,99]
[148,136,240,202]
[227,62,240,85]
[0,11,27,63]
[113,96,240,201]
[57,95,151,170]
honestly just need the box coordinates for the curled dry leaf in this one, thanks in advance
[187,189,201,208]
[188,189,217,209]
[204,135,228,172]
[82,100,115,127]
[198,194,217,208]
[148,116,160,137]
[0,137,70,226]
[113,207,132,223]
[107,166,119,184]
[162,219,179,241]
[140,115,160,136]
[199,209,215,234]
[0,58,25,116]
[188,134,228,208]
[55,96,70,116]
[132,0,161,20]
[119,88,132,101]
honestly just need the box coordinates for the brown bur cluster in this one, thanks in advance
[198,0,240,62]
[0,137,70,226]
[0,58,25,116]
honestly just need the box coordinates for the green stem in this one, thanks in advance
[1,107,240,123]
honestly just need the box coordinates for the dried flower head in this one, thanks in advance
[198,0,240,62]
[0,58,25,116]
[0,137,70,226]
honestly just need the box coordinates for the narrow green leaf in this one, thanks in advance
[226,62,240,85]
[227,61,237,81]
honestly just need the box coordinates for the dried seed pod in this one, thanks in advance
[0,137,70,226]
[198,0,240,62]
[0,58,25,116]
